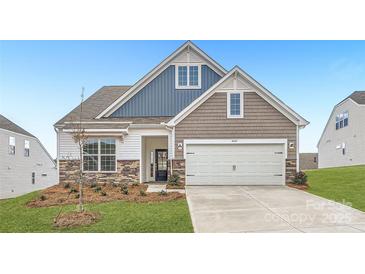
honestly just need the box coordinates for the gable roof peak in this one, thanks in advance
[96,40,227,119]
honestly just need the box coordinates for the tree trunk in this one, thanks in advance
[78,143,84,212]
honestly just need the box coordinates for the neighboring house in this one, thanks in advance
[0,114,57,199]
[318,91,365,169]
[299,153,318,170]
[55,41,309,186]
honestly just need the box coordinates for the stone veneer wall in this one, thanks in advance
[286,159,297,183]
[169,159,296,184]
[59,160,140,185]
[170,159,186,184]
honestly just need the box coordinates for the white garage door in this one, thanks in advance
[185,142,285,186]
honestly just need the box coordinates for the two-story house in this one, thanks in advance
[318,91,365,168]
[55,41,309,186]
[0,114,57,198]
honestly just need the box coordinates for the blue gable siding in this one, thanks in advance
[111,65,222,117]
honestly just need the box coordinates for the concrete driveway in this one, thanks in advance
[186,186,365,233]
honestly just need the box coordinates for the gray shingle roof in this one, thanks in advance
[0,114,36,138]
[55,86,131,126]
[348,91,365,105]
[55,86,174,127]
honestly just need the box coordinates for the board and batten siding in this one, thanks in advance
[110,65,221,117]
[58,128,173,161]
[175,92,297,159]
[0,129,57,199]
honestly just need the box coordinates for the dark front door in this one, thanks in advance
[155,149,168,181]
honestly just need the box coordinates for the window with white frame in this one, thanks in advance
[227,92,243,118]
[24,140,30,157]
[176,65,201,88]
[336,111,349,130]
[9,136,15,155]
[83,138,116,172]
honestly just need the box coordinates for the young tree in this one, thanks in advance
[71,87,87,212]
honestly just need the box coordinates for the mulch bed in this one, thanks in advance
[53,211,101,228]
[166,183,185,190]
[27,183,185,208]
[287,183,309,190]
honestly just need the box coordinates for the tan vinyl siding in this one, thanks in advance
[175,92,297,159]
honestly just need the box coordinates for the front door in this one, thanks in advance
[155,149,168,181]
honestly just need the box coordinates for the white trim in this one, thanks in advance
[63,121,132,124]
[82,138,118,173]
[172,127,175,159]
[96,41,227,119]
[296,125,300,172]
[62,128,128,133]
[139,136,143,184]
[167,66,309,127]
[175,64,202,89]
[129,124,165,129]
[184,138,287,186]
[226,91,244,118]
[183,138,288,159]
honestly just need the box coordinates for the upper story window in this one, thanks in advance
[336,111,349,130]
[175,65,201,89]
[24,140,30,157]
[9,136,15,155]
[227,91,244,118]
[83,138,116,172]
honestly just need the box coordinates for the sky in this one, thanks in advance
[1,40,365,158]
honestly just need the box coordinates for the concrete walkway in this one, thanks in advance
[186,186,365,233]
[146,184,186,194]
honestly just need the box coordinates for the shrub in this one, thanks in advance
[63,183,70,189]
[100,191,107,196]
[111,182,118,188]
[93,186,102,193]
[121,184,129,195]
[69,187,78,193]
[139,189,147,196]
[168,173,180,185]
[90,182,97,188]
[159,190,167,196]
[132,182,139,187]
[40,195,47,201]
[75,193,80,199]
[293,171,308,185]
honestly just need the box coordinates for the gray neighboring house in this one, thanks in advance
[0,114,57,199]
[299,153,318,170]
[55,41,309,186]
[318,91,365,168]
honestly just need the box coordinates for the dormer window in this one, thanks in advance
[175,64,201,89]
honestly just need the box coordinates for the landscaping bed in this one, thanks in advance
[166,183,185,190]
[287,183,309,190]
[27,183,185,208]
[54,211,101,228]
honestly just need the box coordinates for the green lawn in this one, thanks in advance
[306,165,365,212]
[0,192,193,233]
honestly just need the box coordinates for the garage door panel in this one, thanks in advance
[185,143,285,186]
[187,162,283,174]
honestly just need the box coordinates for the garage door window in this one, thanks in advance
[227,92,243,118]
